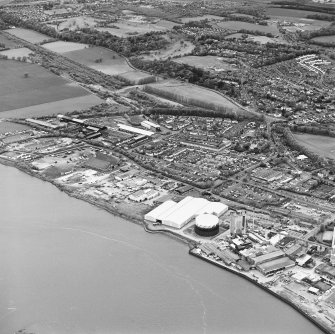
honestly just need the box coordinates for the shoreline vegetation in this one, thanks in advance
[0,158,333,334]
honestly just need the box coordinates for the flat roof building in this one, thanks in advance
[144,196,228,229]
[117,123,154,137]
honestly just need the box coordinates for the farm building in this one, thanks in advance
[144,196,228,229]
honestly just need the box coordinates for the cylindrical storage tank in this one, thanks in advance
[195,214,219,237]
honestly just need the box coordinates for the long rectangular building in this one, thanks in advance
[117,123,154,137]
[144,196,228,229]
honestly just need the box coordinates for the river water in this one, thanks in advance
[0,164,324,334]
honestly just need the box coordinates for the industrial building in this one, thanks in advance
[331,227,335,266]
[141,120,160,131]
[144,196,228,229]
[117,123,154,137]
[256,257,295,276]
[195,214,219,237]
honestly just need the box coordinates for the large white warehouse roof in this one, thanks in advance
[117,123,154,136]
[144,196,228,229]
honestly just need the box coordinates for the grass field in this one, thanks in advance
[117,71,156,84]
[294,133,335,159]
[174,55,237,71]
[266,7,324,18]
[5,28,51,44]
[0,59,101,117]
[96,19,178,37]
[145,80,242,113]
[0,121,31,134]
[180,15,224,23]
[0,95,102,118]
[216,21,280,34]
[42,41,89,53]
[0,47,34,59]
[225,33,287,44]
[62,46,133,75]
[52,16,99,31]
[0,34,19,49]
[312,35,335,43]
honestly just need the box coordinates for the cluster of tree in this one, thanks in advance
[271,2,335,15]
[276,126,326,166]
[131,58,243,100]
[146,106,263,122]
[289,125,335,137]
[184,19,212,29]
[0,11,169,57]
[306,14,335,21]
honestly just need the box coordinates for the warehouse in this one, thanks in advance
[144,196,228,229]
[117,124,154,137]
[256,257,295,276]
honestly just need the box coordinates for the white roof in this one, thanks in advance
[145,196,229,229]
[118,123,154,136]
[144,200,176,221]
[142,120,160,128]
[195,214,219,229]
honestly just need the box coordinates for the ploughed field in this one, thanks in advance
[144,80,247,114]
[0,60,102,117]
[294,133,335,159]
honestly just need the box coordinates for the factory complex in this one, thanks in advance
[144,196,228,229]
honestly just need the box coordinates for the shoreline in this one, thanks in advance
[0,158,333,334]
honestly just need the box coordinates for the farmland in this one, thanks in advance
[180,15,224,23]
[42,41,89,53]
[216,21,280,34]
[173,55,237,71]
[266,7,326,18]
[144,80,244,113]
[294,133,335,159]
[312,35,335,43]
[117,71,157,85]
[5,28,51,44]
[0,59,101,117]
[95,19,177,37]
[62,46,133,75]
[141,39,195,60]
[0,47,34,59]
[0,34,19,49]
[225,33,287,45]
[49,16,100,31]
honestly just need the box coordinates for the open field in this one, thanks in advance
[50,16,99,31]
[174,55,237,71]
[96,19,178,37]
[0,59,100,116]
[312,35,335,43]
[0,47,34,59]
[0,121,31,134]
[0,95,102,118]
[141,39,195,60]
[144,80,243,113]
[5,28,51,44]
[294,133,335,159]
[0,34,20,49]
[266,7,327,18]
[216,21,280,34]
[116,71,157,85]
[180,15,224,23]
[42,41,89,53]
[62,46,133,75]
[225,33,287,44]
